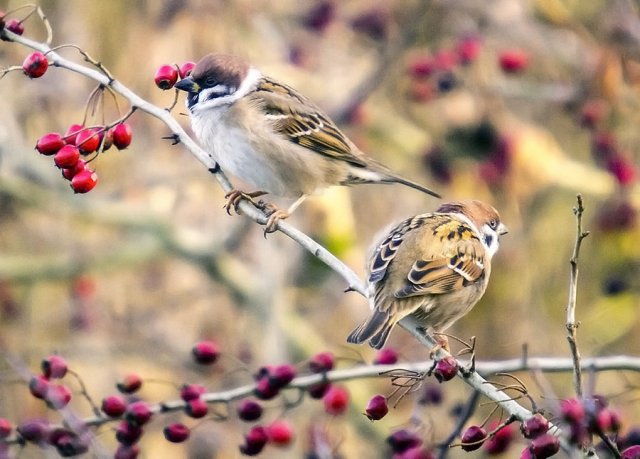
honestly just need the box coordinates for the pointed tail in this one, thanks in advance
[346,310,396,350]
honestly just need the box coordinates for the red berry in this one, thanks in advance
[112,123,133,150]
[387,430,422,453]
[180,383,206,402]
[49,428,88,457]
[75,128,100,154]
[44,383,72,409]
[61,159,87,180]
[237,399,263,422]
[54,145,80,169]
[267,419,294,446]
[521,413,549,439]
[179,61,196,79]
[98,128,113,151]
[530,433,560,458]
[41,355,68,379]
[253,375,279,400]
[185,398,209,418]
[433,356,458,382]
[373,347,398,365]
[622,446,640,459]
[364,394,389,421]
[115,421,143,446]
[309,351,335,373]
[6,18,24,35]
[432,50,459,72]
[0,418,12,439]
[64,124,84,146]
[484,423,514,455]
[396,447,436,459]
[163,423,190,443]
[461,425,487,452]
[125,401,152,427]
[269,364,296,388]
[408,81,434,103]
[308,380,331,399]
[408,56,435,78]
[323,385,349,415]
[35,133,65,156]
[418,384,443,405]
[240,425,269,456]
[593,408,621,434]
[192,340,219,364]
[499,49,529,73]
[29,375,50,399]
[154,64,179,90]
[17,419,50,443]
[71,170,98,193]
[607,154,637,186]
[457,36,482,64]
[561,398,585,424]
[22,51,48,78]
[117,373,143,394]
[115,445,140,459]
[101,395,127,417]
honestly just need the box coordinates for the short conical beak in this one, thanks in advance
[498,223,509,235]
[174,77,200,93]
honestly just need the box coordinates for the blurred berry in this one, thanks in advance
[592,408,621,434]
[408,81,434,103]
[254,375,279,400]
[180,383,207,402]
[591,131,618,162]
[192,340,220,365]
[303,1,335,33]
[521,414,549,439]
[117,374,143,394]
[351,7,388,41]
[432,50,459,72]
[49,428,88,457]
[365,394,389,421]
[606,154,637,186]
[433,356,458,383]
[17,419,49,443]
[499,49,529,73]
[186,398,209,418]
[323,385,349,415]
[387,429,422,453]
[267,419,295,446]
[423,146,452,184]
[561,398,585,424]
[116,421,143,446]
[530,433,560,458]
[408,56,435,78]
[125,401,152,427]
[309,351,335,373]
[461,425,487,452]
[484,423,514,455]
[308,381,331,399]
[240,425,269,456]
[457,36,482,65]
[373,347,398,365]
[596,199,637,232]
[0,418,11,439]
[269,364,296,388]
[115,444,140,459]
[237,399,263,422]
[419,384,443,405]
[6,18,24,35]
[580,100,607,130]
[29,375,50,399]
[622,445,640,459]
[102,395,127,417]
[164,423,190,443]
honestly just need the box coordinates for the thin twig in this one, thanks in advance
[437,390,480,459]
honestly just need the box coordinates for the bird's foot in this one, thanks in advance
[428,334,451,360]
[259,202,290,235]
[223,190,268,215]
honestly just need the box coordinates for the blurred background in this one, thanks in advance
[1,0,639,457]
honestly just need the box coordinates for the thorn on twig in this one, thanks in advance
[208,163,220,174]
[161,133,180,145]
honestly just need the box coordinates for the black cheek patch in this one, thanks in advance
[484,234,493,248]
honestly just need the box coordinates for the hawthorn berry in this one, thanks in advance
[71,170,98,194]
[267,419,294,446]
[22,51,48,78]
[29,375,50,399]
[365,394,389,421]
[237,399,263,422]
[179,61,196,79]
[154,64,179,90]
[98,128,113,151]
[418,384,443,405]
[561,398,585,424]
[54,145,80,169]
[323,385,349,415]
[117,373,142,394]
[461,425,487,452]
[115,421,143,446]
[457,36,482,65]
[163,423,190,443]
[307,380,331,399]
[433,356,458,382]
[64,124,84,146]
[530,433,560,458]
[484,423,514,455]
[180,383,207,402]
[112,123,133,150]
[607,154,637,186]
[49,428,88,457]
[75,128,100,154]
[124,401,152,427]
[101,395,127,417]
[115,444,140,459]
[17,419,49,443]
[408,56,435,78]
[192,340,219,364]
[269,364,296,388]
[593,408,621,434]
[253,375,279,400]
[185,398,209,418]
[61,159,86,180]
[396,447,436,459]
[499,49,529,73]
[41,355,68,379]
[387,429,422,453]
[6,19,24,35]
[622,445,640,459]
[309,351,334,373]
[521,413,549,439]
[240,425,269,456]
[0,418,12,439]
[45,383,72,409]
[36,133,65,156]
[373,347,398,365]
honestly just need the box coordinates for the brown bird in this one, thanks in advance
[347,200,507,349]
[174,54,440,231]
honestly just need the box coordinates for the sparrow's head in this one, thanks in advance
[175,54,261,112]
[437,200,508,257]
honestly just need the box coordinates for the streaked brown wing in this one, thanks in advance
[251,78,367,167]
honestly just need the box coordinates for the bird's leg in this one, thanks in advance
[259,195,307,234]
[428,334,451,360]
[223,189,268,215]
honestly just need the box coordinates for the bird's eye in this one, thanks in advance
[205,77,217,86]
[488,219,498,230]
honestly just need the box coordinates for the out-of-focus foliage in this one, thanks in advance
[0,0,639,457]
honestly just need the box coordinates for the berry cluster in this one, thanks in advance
[154,61,195,90]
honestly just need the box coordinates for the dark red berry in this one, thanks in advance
[461,425,487,452]
[521,413,549,439]
[101,395,127,417]
[308,380,331,399]
[185,398,208,418]
[484,423,514,455]
[71,170,98,193]
[49,428,88,457]
[499,49,529,73]
[309,351,334,373]
[253,376,279,400]
[561,398,585,424]
[17,419,49,443]
[593,408,621,434]
[75,128,100,154]
[269,364,296,388]
[6,18,24,35]
[115,421,143,446]
[54,145,80,169]
[180,383,206,402]
[323,385,349,415]
[125,401,152,427]
[154,64,179,90]
[29,375,50,399]
[115,444,140,459]
[622,445,640,459]
[267,419,294,446]
[303,0,335,33]
[36,133,65,156]
[365,394,389,421]
[192,340,219,364]
[22,51,48,78]
[418,384,443,405]
[41,355,68,379]
[373,347,398,365]
[0,418,11,439]
[408,56,435,78]
[396,447,436,459]
[45,383,72,409]
[64,124,84,146]
[237,399,263,422]
[163,423,190,443]
[433,356,458,382]
[240,425,269,456]
[387,429,422,453]
[112,123,133,150]
[607,154,637,186]
[457,36,482,64]
[179,61,196,79]
[61,159,87,180]
[530,433,560,458]
[117,374,143,394]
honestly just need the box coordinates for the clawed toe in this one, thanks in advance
[263,206,290,234]
[223,190,267,215]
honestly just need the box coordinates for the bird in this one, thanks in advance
[174,54,440,232]
[347,200,507,350]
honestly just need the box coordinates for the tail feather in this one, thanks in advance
[384,174,441,199]
[346,310,396,350]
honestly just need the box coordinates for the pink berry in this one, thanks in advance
[180,383,207,402]
[117,373,142,394]
[6,18,24,35]
[309,351,334,373]
[75,128,100,154]
[22,51,48,78]
[387,429,422,453]
[101,395,127,417]
[593,408,621,434]
[124,401,152,427]
[607,154,637,186]
[521,413,549,439]
[253,375,279,400]
[35,133,65,156]
[179,61,196,79]
[64,124,84,146]
[308,381,331,399]
[365,394,389,421]
[61,159,87,181]
[163,423,190,443]
[484,423,514,455]
[323,385,349,415]
[457,36,482,65]
[0,418,12,439]
[115,421,143,446]
[397,447,436,459]
[373,347,398,365]
[44,383,72,409]
[561,398,585,424]
[408,56,435,78]
[240,425,269,456]
[433,356,458,383]
[41,355,68,379]
[115,445,140,459]
[237,399,263,422]
[29,375,50,399]
[186,398,208,418]
[622,446,640,459]
[530,433,560,458]
[112,123,133,150]
[461,425,487,452]
[192,340,219,364]
[267,419,294,446]
[269,364,296,388]
[71,170,98,193]
[49,428,88,456]
[154,64,179,90]
[17,419,49,443]
[499,49,529,73]
[54,145,80,169]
